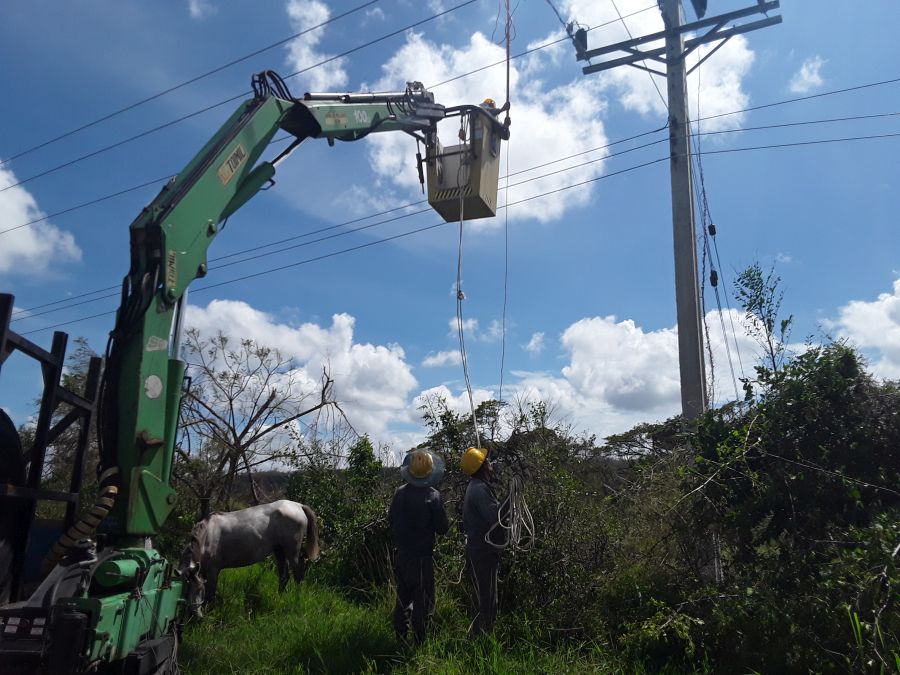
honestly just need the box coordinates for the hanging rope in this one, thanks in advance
[455,113,481,448]
[498,0,512,409]
[492,0,535,554]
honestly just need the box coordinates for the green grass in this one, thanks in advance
[178,565,632,674]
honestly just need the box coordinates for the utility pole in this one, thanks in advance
[662,0,706,419]
[574,0,781,420]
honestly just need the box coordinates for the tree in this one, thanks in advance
[734,262,793,375]
[175,329,340,516]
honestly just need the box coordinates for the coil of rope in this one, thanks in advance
[485,474,535,552]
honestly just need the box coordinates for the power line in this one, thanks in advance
[2,3,658,204]
[694,131,900,156]
[20,156,671,336]
[11,123,900,323]
[1,1,896,202]
[692,63,741,406]
[18,126,900,336]
[609,0,668,110]
[700,76,900,124]
[0,0,381,167]
[9,93,900,320]
[11,126,670,318]
[429,4,659,90]
[5,88,897,242]
[0,0,479,195]
[13,136,665,322]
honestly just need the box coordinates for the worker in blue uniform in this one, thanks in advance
[461,447,506,635]
[388,449,449,643]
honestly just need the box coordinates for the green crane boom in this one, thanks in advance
[0,70,507,674]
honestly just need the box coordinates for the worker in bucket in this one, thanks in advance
[461,447,507,635]
[388,448,449,644]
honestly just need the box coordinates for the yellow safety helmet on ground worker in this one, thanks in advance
[461,447,487,476]
[400,449,445,488]
[409,450,433,479]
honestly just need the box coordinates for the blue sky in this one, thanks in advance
[1,0,898,452]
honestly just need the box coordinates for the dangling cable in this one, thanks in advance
[693,61,743,403]
[498,0,512,410]
[455,114,480,448]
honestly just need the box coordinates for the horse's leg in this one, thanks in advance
[205,568,219,605]
[289,526,308,585]
[274,547,289,592]
[290,553,307,584]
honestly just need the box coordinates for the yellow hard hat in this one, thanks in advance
[481,98,497,108]
[400,449,445,487]
[461,447,487,476]
[408,449,434,478]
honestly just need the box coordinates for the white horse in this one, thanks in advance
[178,500,319,615]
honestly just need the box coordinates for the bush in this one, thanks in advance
[286,436,393,591]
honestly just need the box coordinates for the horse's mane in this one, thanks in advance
[189,512,223,562]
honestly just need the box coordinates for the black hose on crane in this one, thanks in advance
[40,467,119,576]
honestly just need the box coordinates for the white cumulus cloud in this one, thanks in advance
[185,299,417,441]
[525,331,545,355]
[284,0,348,93]
[0,166,81,275]
[414,384,494,419]
[561,315,681,412]
[789,56,826,94]
[361,30,610,225]
[422,350,462,367]
[500,308,763,438]
[826,278,900,379]
[560,0,756,132]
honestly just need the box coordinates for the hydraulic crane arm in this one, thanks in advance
[98,72,454,538]
[0,71,507,675]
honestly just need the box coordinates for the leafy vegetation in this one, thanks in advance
[182,337,900,673]
[295,343,899,672]
[16,264,899,672]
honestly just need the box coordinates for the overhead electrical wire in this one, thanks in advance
[0,0,896,202]
[11,122,900,324]
[18,126,900,336]
[10,126,670,319]
[609,0,668,111]
[0,0,382,167]
[0,0,895,200]
[429,3,659,90]
[1,3,658,201]
[7,97,895,249]
[20,156,671,336]
[9,75,900,320]
[0,0,479,195]
[5,98,898,242]
[691,63,741,406]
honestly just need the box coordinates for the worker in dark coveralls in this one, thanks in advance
[461,447,506,635]
[388,448,449,643]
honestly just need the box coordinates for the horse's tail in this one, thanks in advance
[301,504,320,561]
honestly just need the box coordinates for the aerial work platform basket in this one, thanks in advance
[427,107,505,222]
